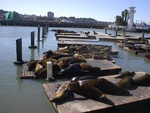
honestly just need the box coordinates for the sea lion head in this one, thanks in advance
[27,60,38,71]
[50,83,70,103]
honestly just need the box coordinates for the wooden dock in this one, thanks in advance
[43,71,150,113]
[57,33,80,36]
[20,59,121,79]
[57,40,111,47]
[56,35,96,39]
[58,38,99,42]
[96,33,125,41]
[116,42,150,60]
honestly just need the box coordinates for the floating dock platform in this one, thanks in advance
[96,33,125,41]
[43,71,150,113]
[56,35,96,39]
[20,59,121,79]
[56,33,80,36]
[58,38,99,42]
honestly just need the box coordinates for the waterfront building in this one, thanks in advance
[47,11,54,20]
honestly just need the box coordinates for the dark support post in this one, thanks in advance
[29,31,37,49]
[123,28,125,37]
[115,29,118,37]
[105,28,107,34]
[13,38,25,65]
[141,31,145,41]
[42,26,45,38]
[37,25,42,41]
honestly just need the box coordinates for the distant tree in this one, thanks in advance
[115,9,128,26]
[124,9,128,22]
[115,15,123,26]
[121,11,125,21]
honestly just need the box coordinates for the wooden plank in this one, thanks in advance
[20,63,35,78]
[57,41,108,47]
[86,59,121,71]
[58,38,99,42]
[56,35,96,39]
[58,33,80,36]
[43,72,150,113]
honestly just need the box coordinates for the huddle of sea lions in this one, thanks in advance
[27,49,101,78]
[50,72,150,103]
[115,71,150,88]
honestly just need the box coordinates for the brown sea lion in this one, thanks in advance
[69,78,130,96]
[50,83,70,102]
[94,78,130,95]
[27,60,38,71]
[133,73,150,86]
[69,81,106,101]
[115,71,135,78]
[116,76,134,89]
[43,50,54,59]
[79,82,106,101]
[52,54,74,60]
[60,63,82,74]
[58,57,86,65]
[34,63,43,73]
[79,62,92,70]
[34,67,46,78]
[57,59,69,69]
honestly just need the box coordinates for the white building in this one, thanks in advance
[47,11,54,19]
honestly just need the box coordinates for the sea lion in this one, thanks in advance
[50,83,70,102]
[58,57,86,65]
[78,78,130,95]
[27,60,38,71]
[34,63,43,73]
[52,54,73,60]
[52,63,61,74]
[69,81,106,101]
[133,73,150,86]
[60,63,82,74]
[79,62,92,70]
[70,75,97,82]
[43,50,54,59]
[34,67,47,78]
[57,59,69,69]
[34,63,61,78]
[115,71,135,78]
[79,82,106,101]
[116,76,134,89]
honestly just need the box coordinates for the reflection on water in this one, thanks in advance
[0,26,150,113]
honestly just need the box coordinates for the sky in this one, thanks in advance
[1,0,150,23]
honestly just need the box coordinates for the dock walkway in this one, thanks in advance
[43,71,150,113]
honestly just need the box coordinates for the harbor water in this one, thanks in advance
[0,26,150,113]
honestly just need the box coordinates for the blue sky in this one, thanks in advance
[1,0,150,23]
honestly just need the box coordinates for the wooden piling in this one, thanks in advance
[141,31,145,41]
[13,38,25,65]
[123,29,125,37]
[105,28,107,34]
[28,31,37,49]
[37,25,42,41]
[115,29,118,36]
[41,26,46,38]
